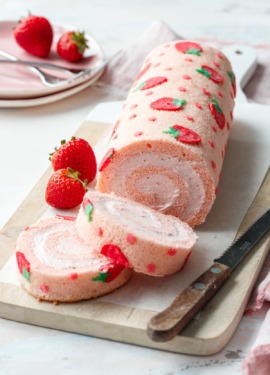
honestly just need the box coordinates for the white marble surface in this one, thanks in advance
[1,1,270,374]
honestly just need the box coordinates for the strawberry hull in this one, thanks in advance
[97,40,235,227]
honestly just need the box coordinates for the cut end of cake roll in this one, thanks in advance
[15,216,132,302]
[76,191,197,277]
[96,40,236,226]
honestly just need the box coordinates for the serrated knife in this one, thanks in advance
[147,181,270,343]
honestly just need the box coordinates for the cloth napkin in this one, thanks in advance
[98,19,270,374]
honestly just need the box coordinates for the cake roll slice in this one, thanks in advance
[76,191,197,277]
[97,41,236,226]
[15,215,132,302]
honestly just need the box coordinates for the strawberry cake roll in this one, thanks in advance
[15,215,132,302]
[76,191,197,277]
[97,41,236,226]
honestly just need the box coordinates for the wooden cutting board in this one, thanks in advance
[0,109,269,355]
[0,45,270,355]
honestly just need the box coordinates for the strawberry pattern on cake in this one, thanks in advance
[97,40,236,227]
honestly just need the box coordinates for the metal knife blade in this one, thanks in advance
[215,208,270,270]
[147,183,270,343]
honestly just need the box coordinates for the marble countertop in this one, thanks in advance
[0,1,270,374]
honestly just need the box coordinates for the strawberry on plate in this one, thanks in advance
[57,31,89,62]
[13,14,53,57]
[49,137,97,183]
[45,168,87,209]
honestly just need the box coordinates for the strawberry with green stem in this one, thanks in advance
[209,98,225,129]
[49,136,97,183]
[227,71,236,96]
[133,76,167,92]
[82,197,94,222]
[57,31,89,62]
[45,168,88,209]
[16,251,31,282]
[163,125,201,144]
[175,41,203,56]
[196,65,224,83]
[151,97,186,111]
[92,263,125,283]
[98,148,115,172]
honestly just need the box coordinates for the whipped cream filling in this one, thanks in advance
[109,152,205,220]
[96,196,192,245]
[33,222,106,270]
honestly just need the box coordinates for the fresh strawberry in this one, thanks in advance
[175,41,203,56]
[57,31,88,62]
[209,99,225,129]
[49,137,96,183]
[98,148,115,172]
[45,168,87,209]
[150,97,186,111]
[13,14,53,57]
[196,65,224,84]
[133,76,168,92]
[163,125,201,144]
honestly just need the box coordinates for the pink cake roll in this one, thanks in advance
[76,191,197,277]
[15,215,132,302]
[97,41,236,226]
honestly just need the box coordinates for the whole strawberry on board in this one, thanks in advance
[13,14,53,57]
[57,31,89,62]
[49,137,97,183]
[45,168,87,209]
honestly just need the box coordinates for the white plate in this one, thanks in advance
[0,20,104,99]
[0,67,104,108]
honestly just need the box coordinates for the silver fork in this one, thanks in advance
[0,49,119,87]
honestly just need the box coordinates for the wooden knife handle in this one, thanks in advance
[147,262,231,342]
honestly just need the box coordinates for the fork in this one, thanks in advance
[0,49,118,87]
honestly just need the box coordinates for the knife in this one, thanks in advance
[147,192,270,342]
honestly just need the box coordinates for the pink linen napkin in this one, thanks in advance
[99,19,270,372]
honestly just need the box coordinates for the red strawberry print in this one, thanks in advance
[196,65,224,84]
[163,125,201,144]
[98,148,115,172]
[136,63,151,80]
[100,244,130,268]
[175,41,203,56]
[92,263,125,283]
[16,251,31,282]
[227,71,236,96]
[209,99,225,129]
[133,76,167,92]
[151,97,186,111]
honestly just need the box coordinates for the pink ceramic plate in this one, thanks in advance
[0,21,104,99]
